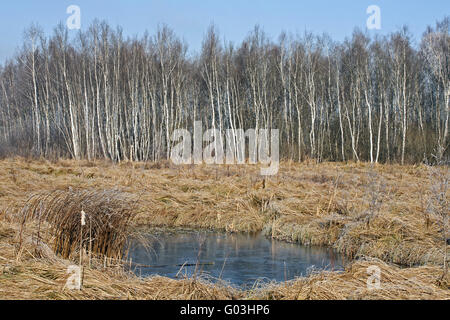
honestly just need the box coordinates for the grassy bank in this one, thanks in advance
[0,157,448,299]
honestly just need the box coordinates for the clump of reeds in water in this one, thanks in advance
[19,188,138,261]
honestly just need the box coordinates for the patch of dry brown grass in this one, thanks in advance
[253,258,449,300]
[0,220,238,300]
[0,158,447,267]
[0,220,447,300]
[18,188,139,260]
[0,158,448,299]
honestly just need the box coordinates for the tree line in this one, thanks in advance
[0,18,448,164]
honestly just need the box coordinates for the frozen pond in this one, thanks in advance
[127,230,347,287]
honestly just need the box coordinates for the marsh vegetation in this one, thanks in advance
[0,158,448,299]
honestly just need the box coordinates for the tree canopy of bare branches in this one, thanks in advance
[0,19,448,164]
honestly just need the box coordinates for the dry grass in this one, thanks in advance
[253,258,450,300]
[0,218,447,300]
[0,157,448,299]
[18,188,138,260]
[0,218,237,300]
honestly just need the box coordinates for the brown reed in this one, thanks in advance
[18,188,138,260]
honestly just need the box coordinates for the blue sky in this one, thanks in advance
[0,0,449,62]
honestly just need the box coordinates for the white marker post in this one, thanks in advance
[80,210,86,289]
